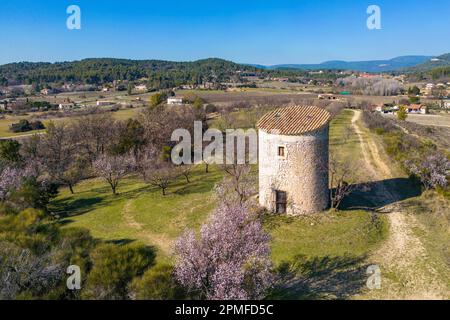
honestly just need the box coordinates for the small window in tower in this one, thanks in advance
[278,146,285,157]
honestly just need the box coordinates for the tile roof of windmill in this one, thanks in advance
[257,105,331,135]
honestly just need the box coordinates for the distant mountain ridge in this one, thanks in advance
[250,55,438,72]
[406,53,450,72]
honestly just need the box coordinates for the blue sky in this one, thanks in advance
[0,0,449,65]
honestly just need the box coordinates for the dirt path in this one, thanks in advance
[123,200,144,230]
[351,110,448,300]
[122,198,173,254]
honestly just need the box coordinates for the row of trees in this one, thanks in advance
[337,77,404,96]
[0,102,204,209]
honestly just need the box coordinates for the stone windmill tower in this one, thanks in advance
[257,106,331,215]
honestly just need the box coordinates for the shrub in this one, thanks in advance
[130,264,186,300]
[205,104,217,113]
[0,209,97,300]
[9,120,45,133]
[397,106,408,121]
[7,178,59,213]
[82,244,155,300]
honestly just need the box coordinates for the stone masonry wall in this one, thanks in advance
[258,126,329,215]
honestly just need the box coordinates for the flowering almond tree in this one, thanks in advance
[0,167,22,201]
[407,153,450,190]
[93,154,135,195]
[174,205,273,300]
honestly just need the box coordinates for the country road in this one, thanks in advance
[351,110,449,300]
[0,132,45,140]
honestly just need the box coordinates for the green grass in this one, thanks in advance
[329,109,362,165]
[403,192,450,295]
[268,211,387,265]
[266,210,387,300]
[51,166,223,260]
[0,115,40,137]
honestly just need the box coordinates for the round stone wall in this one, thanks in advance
[258,125,330,215]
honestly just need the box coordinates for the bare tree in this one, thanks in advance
[71,114,115,164]
[135,146,158,180]
[145,162,178,196]
[39,122,81,194]
[139,105,198,151]
[328,157,368,209]
[218,164,257,207]
[176,165,193,184]
[93,154,135,195]
[202,155,215,173]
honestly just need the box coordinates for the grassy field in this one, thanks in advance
[0,114,38,138]
[329,109,362,164]
[51,166,223,262]
[386,113,450,128]
[0,107,143,139]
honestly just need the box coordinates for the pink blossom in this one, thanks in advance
[174,205,273,300]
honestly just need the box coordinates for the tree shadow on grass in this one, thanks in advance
[340,177,422,211]
[51,185,153,218]
[269,255,369,300]
[174,174,222,196]
[51,197,104,217]
[105,238,136,246]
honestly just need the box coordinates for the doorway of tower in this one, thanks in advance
[275,190,287,214]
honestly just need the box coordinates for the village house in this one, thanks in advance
[443,99,450,109]
[197,82,218,90]
[134,84,148,92]
[40,88,53,95]
[0,101,8,111]
[96,100,115,106]
[58,102,76,110]
[318,93,339,100]
[167,97,184,105]
[376,104,399,114]
[272,77,289,82]
[406,104,427,114]
[179,84,195,90]
[425,83,434,95]
[61,84,76,91]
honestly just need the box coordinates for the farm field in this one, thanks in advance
[0,107,143,139]
[388,113,450,128]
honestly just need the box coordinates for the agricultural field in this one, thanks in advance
[397,113,450,128]
[0,107,143,139]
